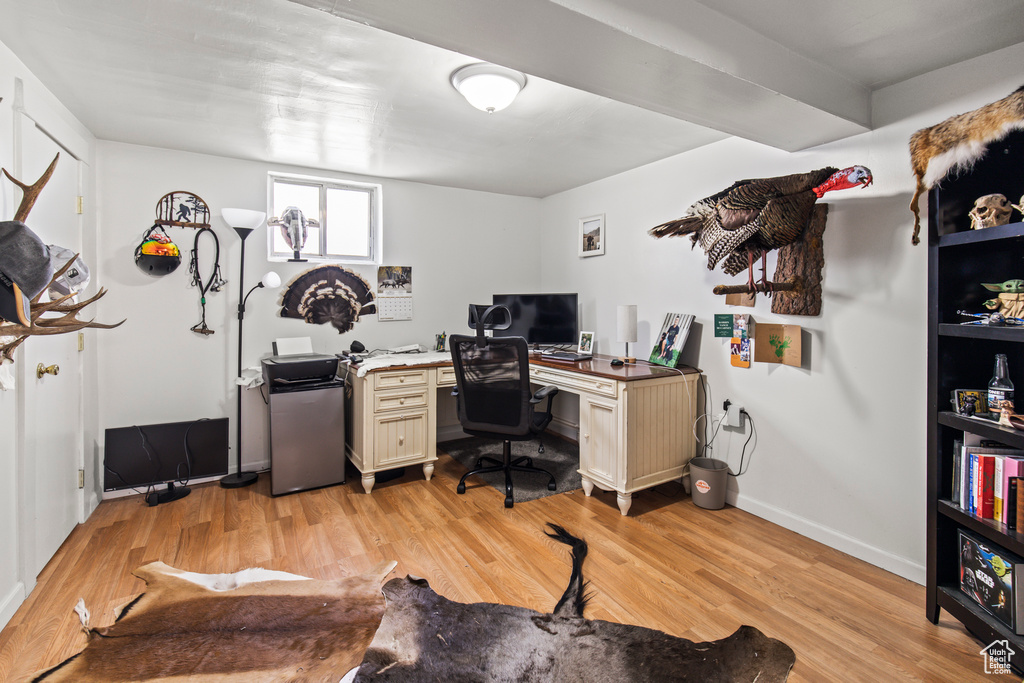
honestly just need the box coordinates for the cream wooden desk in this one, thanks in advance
[342,353,699,515]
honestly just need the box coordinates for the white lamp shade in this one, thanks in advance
[221,208,267,230]
[261,271,282,289]
[451,63,526,113]
[617,305,638,343]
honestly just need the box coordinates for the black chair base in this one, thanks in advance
[457,439,556,508]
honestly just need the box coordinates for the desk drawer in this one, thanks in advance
[530,365,618,398]
[373,368,429,390]
[374,388,429,413]
[435,365,457,387]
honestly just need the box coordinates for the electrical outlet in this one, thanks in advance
[726,403,744,427]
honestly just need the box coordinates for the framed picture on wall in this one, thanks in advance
[649,313,694,367]
[579,214,605,257]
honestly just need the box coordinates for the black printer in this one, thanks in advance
[261,353,340,391]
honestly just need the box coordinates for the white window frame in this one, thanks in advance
[267,172,383,264]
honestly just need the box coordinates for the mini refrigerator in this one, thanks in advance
[263,356,346,495]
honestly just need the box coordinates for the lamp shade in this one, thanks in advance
[451,63,526,113]
[617,305,638,343]
[261,271,282,289]
[221,208,266,230]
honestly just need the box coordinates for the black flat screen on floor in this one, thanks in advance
[103,418,229,492]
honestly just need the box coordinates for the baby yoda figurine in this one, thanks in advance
[983,279,1024,318]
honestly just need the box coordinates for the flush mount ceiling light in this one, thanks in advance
[451,63,527,113]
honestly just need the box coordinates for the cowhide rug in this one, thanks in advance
[33,560,396,683]
[349,524,796,682]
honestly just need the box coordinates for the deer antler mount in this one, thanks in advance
[0,154,124,362]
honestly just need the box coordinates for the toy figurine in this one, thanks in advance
[957,310,1024,326]
[999,400,1015,428]
[982,279,1024,319]
[962,394,978,417]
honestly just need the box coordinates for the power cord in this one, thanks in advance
[729,409,755,477]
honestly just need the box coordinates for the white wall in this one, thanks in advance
[94,142,542,472]
[538,41,1024,583]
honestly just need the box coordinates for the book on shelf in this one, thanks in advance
[1017,477,1024,531]
[952,439,962,506]
[955,437,1024,520]
[1010,477,1021,530]
[1003,457,1024,524]
[981,455,995,519]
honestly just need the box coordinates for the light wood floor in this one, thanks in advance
[0,451,1011,682]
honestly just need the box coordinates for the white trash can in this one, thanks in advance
[689,457,728,510]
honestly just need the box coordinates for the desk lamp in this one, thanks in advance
[220,208,280,488]
[617,304,637,363]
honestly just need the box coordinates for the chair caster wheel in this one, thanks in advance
[538,445,545,454]
[457,482,466,494]
[547,481,557,491]
[505,497,514,508]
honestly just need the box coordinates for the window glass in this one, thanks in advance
[268,174,381,263]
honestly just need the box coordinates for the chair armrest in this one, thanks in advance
[530,384,559,403]
[451,387,459,398]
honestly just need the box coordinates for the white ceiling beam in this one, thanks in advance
[289,0,871,151]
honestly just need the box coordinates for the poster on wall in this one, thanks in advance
[377,266,412,321]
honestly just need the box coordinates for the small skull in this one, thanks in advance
[969,193,1012,230]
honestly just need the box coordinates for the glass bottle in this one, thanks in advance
[988,353,1015,414]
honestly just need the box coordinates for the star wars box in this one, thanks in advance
[959,529,1024,633]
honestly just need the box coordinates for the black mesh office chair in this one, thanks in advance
[450,304,559,508]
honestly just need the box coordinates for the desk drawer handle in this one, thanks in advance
[398,436,405,445]
[584,433,590,441]
[399,377,405,383]
[399,398,406,405]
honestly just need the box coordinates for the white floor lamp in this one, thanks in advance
[220,208,280,488]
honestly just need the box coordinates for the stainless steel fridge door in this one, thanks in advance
[268,386,346,495]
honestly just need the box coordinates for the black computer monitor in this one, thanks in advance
[104,418,229,503]
[492,293,579,347]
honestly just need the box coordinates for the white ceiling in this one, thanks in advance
[1,0,1022,197]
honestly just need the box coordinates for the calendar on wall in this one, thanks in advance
[377,265,413,321]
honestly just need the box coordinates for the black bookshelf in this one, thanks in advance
[927,129,1024,666]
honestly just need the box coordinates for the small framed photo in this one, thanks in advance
[649,313,694,367]
[579,214,605,257]
[578,331,594,354]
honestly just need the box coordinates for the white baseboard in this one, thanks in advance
[101,473,229,500]
[727,489,926,585]
[0,581,25,632]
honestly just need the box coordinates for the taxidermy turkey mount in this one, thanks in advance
[650,165,873,316]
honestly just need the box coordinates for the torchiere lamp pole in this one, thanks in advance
[220,208,280,488]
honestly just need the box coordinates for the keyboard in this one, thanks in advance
[541,351,592,362]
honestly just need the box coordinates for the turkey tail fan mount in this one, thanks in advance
[649,166,873,293]
[279,265,376,334]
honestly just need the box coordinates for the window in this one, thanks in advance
[268,173,382,264]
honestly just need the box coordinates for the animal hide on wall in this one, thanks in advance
[909,85,1024,245]
[33,560,396,682]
